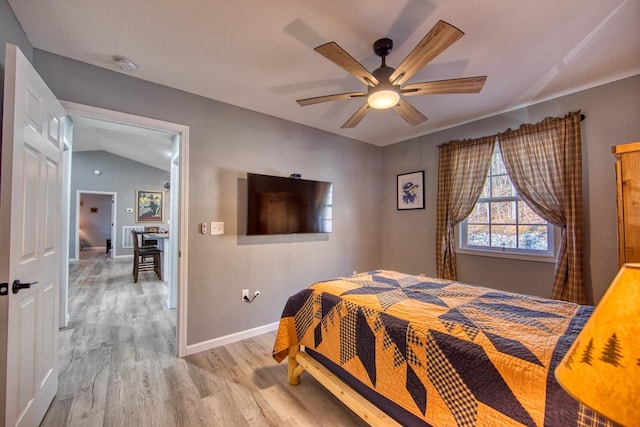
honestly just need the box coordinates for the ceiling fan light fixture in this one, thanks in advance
[367,85,400,109]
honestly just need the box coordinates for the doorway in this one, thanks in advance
[75,191,115,260]
[61,101,189,357]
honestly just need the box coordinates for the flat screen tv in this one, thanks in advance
[246,173,333,235]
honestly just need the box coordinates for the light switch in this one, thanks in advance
[211,222,224,235]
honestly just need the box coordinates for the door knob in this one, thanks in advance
[12,280,37,294]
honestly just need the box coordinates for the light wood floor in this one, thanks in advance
[41,248,366,426]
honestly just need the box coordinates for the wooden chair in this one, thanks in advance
[131,230,162,283]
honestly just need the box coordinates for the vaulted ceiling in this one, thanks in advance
[70,116,174,172]
[10,0,640,148]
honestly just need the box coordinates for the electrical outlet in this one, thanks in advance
[241,289,249,301]
[200,222,208,234]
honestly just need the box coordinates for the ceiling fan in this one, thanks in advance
[296,20,487,128]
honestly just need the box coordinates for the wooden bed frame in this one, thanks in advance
[286,345,401,427]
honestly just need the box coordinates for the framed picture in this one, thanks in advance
[136,190,164,222]
[397,171,425,210]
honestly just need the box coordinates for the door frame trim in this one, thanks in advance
[61,100,190,357]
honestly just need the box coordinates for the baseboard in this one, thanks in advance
[186,321,280,356]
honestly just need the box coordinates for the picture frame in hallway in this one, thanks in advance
[397,171,425,210]
[136,190,164,222]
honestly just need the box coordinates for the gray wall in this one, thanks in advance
[32,50,382,345]
[382,74,640,305]
[70,151,168,256]
[0,0,32,116]
[0,1,31,63]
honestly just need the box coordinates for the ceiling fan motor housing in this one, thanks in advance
[372,65,396,85]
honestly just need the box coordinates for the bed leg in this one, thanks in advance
[287,345,304,385]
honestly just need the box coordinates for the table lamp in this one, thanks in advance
[555,263,640,427]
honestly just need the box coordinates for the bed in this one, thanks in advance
[272,270,610,426]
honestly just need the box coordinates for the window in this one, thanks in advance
[459,144,555,260]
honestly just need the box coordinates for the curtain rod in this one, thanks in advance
[437,113,586,147]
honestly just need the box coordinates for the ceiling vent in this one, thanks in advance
[112,55,138,72]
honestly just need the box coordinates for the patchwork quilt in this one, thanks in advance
[273,270,610,427]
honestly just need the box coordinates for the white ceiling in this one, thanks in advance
[70,116,174,171]
[9,0,640,147]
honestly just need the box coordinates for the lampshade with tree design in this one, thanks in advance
[555,263,640,427]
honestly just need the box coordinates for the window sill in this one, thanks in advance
[456,248,556,263]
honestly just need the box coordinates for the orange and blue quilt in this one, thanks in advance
[273,270,610,427]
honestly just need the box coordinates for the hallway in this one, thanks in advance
[41,249,364,426]
[42,248,177,425]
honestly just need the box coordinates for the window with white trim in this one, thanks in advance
[459,144,556,260]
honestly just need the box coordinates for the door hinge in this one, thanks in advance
[0,283,8,296]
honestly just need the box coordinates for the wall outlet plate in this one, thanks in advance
[241,289,249,301]
[211,222,224,235]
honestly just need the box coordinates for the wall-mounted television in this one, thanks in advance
[246,173,333,235]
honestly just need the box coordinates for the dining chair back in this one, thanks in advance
[131,230,162,282]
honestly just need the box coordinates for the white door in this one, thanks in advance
[0,44,64,426]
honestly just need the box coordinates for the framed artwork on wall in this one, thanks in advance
[397,171,425,210]
[136,190,164,222]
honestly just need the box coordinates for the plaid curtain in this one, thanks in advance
[498,111,585,304]
[436,136,495,279]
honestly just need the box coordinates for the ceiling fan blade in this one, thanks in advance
[402,76,487,96]
[341,103,371,128]
[296,92,366,106]
[315,42,379,87]
[392,99,427,126]
[389,20,464,86]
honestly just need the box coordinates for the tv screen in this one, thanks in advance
[247,173,333,235]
